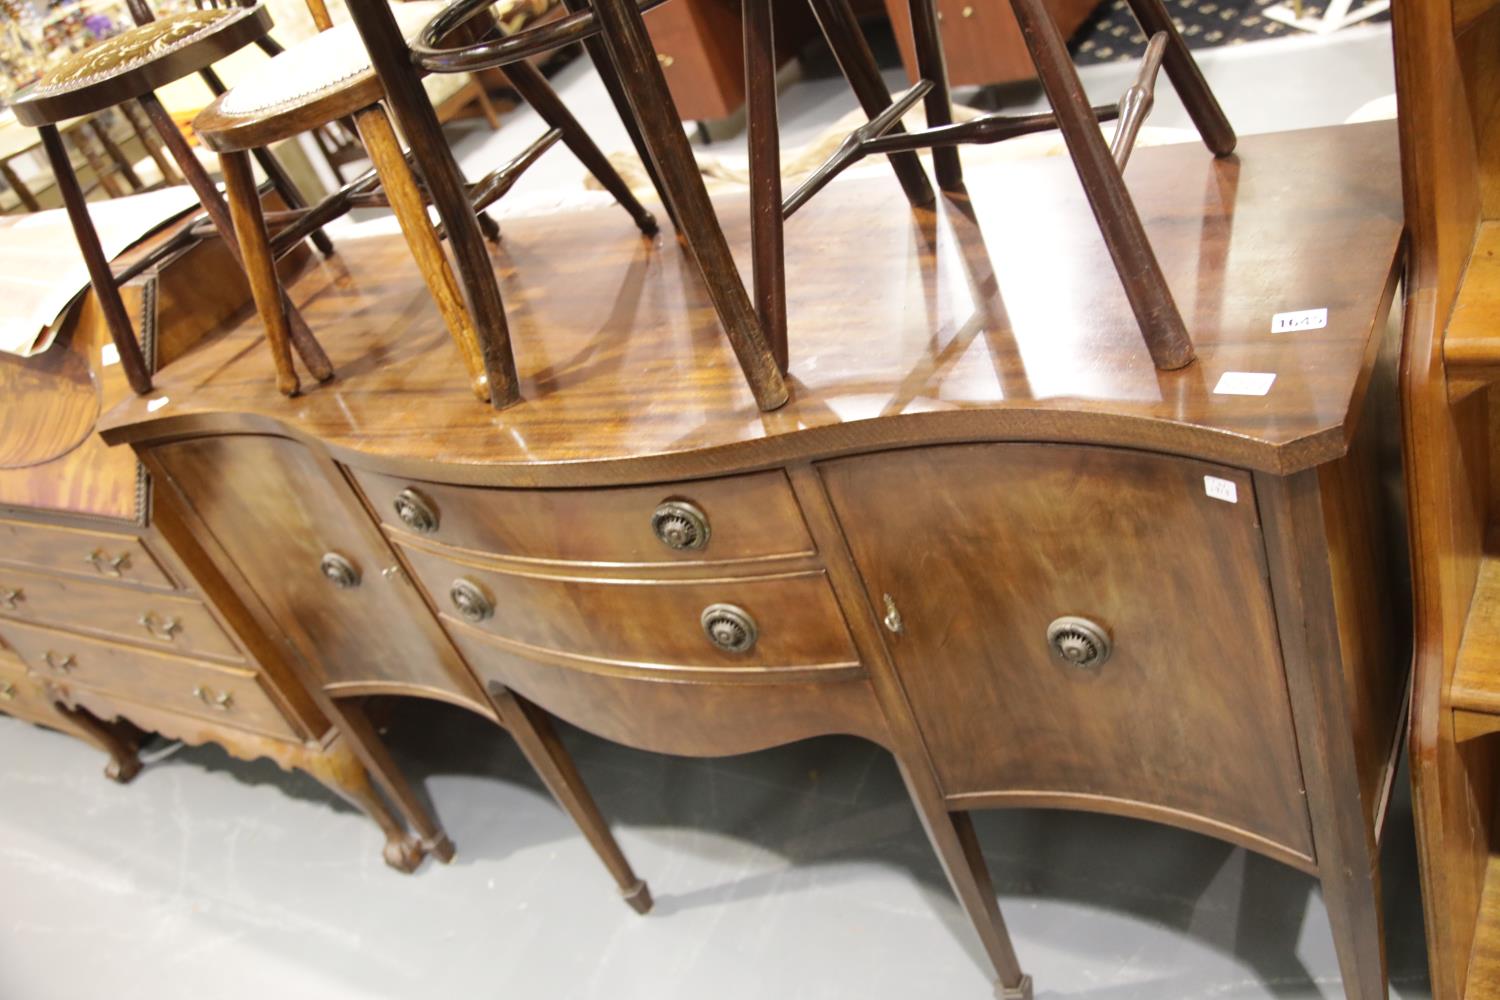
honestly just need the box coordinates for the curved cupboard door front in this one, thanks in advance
[820,443,1315,866]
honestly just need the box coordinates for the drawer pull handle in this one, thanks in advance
[138,612,182,641]
[193,685,234,711]
[1046,616,1112,671]
[42,651,76,674]
[701,603,757,654]
[393,488,439,534]
[320,553,361,589]
[84,549,131,577]
[0,587,22,609]
[881,593,904,635]
[0,681,14,701]
[450,579,493,623]
[652,500,710,551]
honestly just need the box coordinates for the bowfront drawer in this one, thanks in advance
[0,518,176,590]
[0,619,294,739]
[396,540,861,680]
[0,566,241,661]
[350,468,814,567]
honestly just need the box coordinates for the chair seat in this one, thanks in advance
[195,3,448,154]
[10,7,273,127]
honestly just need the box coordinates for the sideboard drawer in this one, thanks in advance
[0,566,241,661]
[0,619,294,738]
[0,518,176,590]
[397,541,861,678]
[351,468,814,567]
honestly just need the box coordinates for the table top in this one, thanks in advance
[100,121,1404,484]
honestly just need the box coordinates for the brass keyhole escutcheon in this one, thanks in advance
[701,604,757,654]
[1046,616,1112,671]
[881,594,904,634]
[652,500,710,551]
[320,553,361,589]
[393,488,439,534]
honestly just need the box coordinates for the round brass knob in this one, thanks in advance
[1046,616,1112,671]
[701,603,757,654]
[320,553,360,589]
[652,500,710,551]
[393,488,439,534]
[450,578,493,623]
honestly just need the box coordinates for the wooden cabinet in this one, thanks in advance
[101,125,1409,997]
[148,434,491,715]
[885,0,1099,88]
[822,444,1316,862]
[0,229,434,871]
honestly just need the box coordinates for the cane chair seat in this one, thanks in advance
[195,2,447,153]
[10,7,273,127]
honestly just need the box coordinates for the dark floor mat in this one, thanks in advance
[1070,0,1390,65]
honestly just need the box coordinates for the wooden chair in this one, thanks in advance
[8,6,332,396]
[190,0,657,399]
[406,0,1234,398]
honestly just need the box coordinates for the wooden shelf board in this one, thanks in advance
[1469,854,1500,998]
[1453,553,1500,720]
[1445,221,1500,390]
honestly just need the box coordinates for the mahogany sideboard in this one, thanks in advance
[101,122,1408,997]
[0,221,447,871]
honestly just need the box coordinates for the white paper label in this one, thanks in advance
[146,396,169,412]
[101,343,120,366]
[1271,308,1327,333]
[1213,371,1277,396]
[1204,475,1238,503]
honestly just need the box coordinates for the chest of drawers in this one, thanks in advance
[0,230,447,872]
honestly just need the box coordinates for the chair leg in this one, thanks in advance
[562,0,678,227]
[743,0,787,372]
[586,0,789,411]
[89,118,144,191]
[489,686,652,914]
[346,0,522,408]
[136,92,335,382]
[806,0,934,208]
[896,757,1032,998]
[1007,0,1194,370]
[1120,0,1235,156]
[220,149,301,396]
[354,104,491,402]
[72,122,127,199]
[37,124,153,394]
[124,101,182,186]
[907,0,962,190]
[502,60,658,236]
[250,144,337,256]
[0,159,42,212]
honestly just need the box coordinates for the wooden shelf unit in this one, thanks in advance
[1397,1,1500,997]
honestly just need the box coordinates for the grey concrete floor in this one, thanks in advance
[1,21,1424,1000]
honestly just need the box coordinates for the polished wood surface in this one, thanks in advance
[0,564,243,662]
[0,518,177,589]
[821,442,1315,865]
[0,208,252,522]
[1394,0,1500,995]
[398,538,862,680]
[148,433,495,714]
[352,467,813,566]
[0,616,299,740]
[102,124,1403,479]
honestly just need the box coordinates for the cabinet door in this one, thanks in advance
[151,435,490,715]
[821,443,1315,862]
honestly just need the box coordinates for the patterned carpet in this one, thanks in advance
[1070,0,1390,64]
